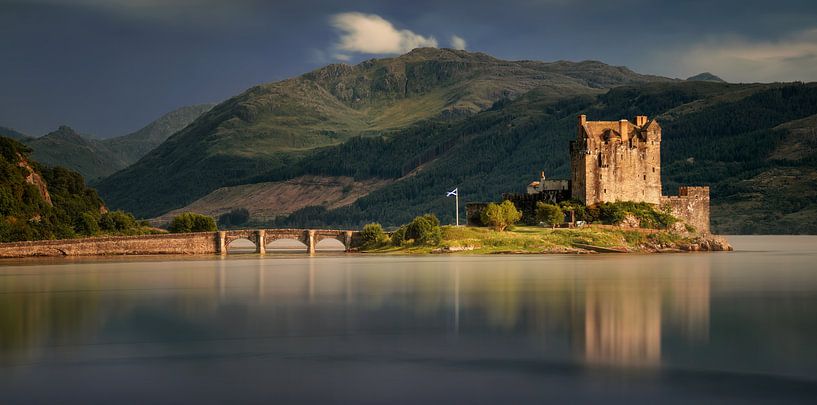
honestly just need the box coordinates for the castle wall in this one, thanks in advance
[660,187,711,234]
[571,116,661,206]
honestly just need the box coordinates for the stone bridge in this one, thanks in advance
[0,229,362,259]
[219,229,360,255]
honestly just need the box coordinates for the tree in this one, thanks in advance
[480,200,522,232]
[536,202,563,228]
[405,214,442,245]
[168,212,217,233]
[98,210,137,232]
[360,222,387,246]
[75,212,100,236]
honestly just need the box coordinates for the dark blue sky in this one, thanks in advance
[2,0,816,136]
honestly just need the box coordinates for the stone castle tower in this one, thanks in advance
[570,114,662,205]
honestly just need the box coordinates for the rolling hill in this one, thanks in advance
[96,48,673,217]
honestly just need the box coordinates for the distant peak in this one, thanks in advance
[686,72,726,83]
[44,125,85,142]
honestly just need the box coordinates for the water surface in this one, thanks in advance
[1,236,816,403]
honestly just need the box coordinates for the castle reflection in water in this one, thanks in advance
[0,257,711,368]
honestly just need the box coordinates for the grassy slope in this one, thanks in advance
[96,48,669,218]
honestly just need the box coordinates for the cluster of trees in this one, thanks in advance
[168,212,217,233]
[0,137,150,242]
[359,214,443,248]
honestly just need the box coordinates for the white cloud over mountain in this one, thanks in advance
[331,12,440,57]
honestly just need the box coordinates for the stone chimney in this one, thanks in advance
[619,119,628,141]
[579,114,586,126]
[636,115,648,126]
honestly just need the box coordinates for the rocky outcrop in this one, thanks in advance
[15,153,52,206]
[680,235,733,252]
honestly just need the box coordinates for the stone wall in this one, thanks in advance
[661,187,711,234]
[0,232,220,258]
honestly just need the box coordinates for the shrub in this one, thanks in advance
[405,214,442,246]
[99,210,137,232]
[595,201,677,229]
[75,212,100,236]
[217,208,250,228]
[168,212,217,233]
[391,225,408,246]
[535,202,563,228]
[360,222,387,246]
[480,200,522,232]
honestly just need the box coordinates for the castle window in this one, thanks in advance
[652,167,655,173]
[643,175,646,180]
[604,189,607,194]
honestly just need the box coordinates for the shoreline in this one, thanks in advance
[0,225,732,259]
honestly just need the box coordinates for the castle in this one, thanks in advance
[467,114,711,233]
[570,114,710,233]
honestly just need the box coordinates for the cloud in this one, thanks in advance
[650,28,817,82]
[450,35,467,50]
[331,12,438,56]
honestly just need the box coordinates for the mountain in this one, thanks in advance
[95,49,817,234]
[0,136,108,242]
[687,72,726,83]
[96,48,673,218]
[26,126,127,182]
[18,104,213,182]
[104,104,214,165]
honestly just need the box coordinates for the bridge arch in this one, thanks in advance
[315,238,346,251]
[226,238,257,254]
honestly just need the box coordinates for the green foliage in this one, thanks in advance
[168,212,217,233]
[535,202,564,228]
[404,214,442,246]
[218,208,250,228]
[99,210,137,232]
[0,136,145,242]
[595,201,677,229]
[481,200,522,232]
[391,225,408,246]
[360,222,388,247]
[75,212,100,236]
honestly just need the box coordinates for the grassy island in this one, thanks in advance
[363,225,729,254]
[359,205,732,255]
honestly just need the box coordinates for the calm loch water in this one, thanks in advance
[1,236,816,403]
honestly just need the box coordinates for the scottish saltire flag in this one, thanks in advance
[446,188,458,197]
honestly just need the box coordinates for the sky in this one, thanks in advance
[2,0,817,137]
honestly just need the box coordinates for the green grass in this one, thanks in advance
[364,225,691,254]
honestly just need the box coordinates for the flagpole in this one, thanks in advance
[455,191,459,227]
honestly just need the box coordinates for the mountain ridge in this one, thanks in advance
[96,48,673,217]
